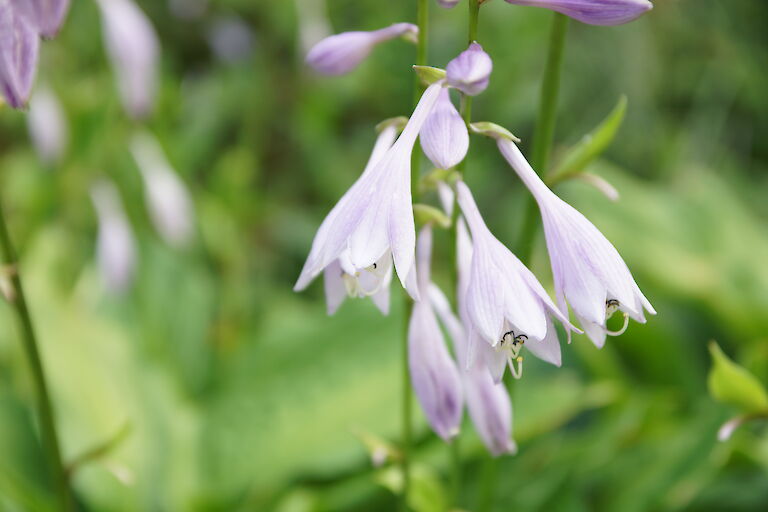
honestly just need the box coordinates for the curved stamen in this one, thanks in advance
[508,356,524,380]
[606,312,630,336]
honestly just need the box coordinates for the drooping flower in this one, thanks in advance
[90,180,137,293]
[295,81,444,303]
[496,138,655,348]
[409,226,463,440]
[504,0,653,26]
[456,181,578,382]
[306,22,417,76]
[446,42,492,96]
[95,0,160,119]
[15,0,71,38]
[0,2,39,108]
[420,88,468,170]
[27,85,67,165]
[130,132,195,248]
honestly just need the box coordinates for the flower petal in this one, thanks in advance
[323,260,347,315]
[420,88,468,169]
[0,5,39,109]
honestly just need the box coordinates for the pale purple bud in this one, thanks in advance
[27,86,67,165]
[295,82,444,302]
[446,42,492,96]
[90,181,137,293]
[496,139,655,348]
[420,88,468,170]
[504,0,652,26]
[130,132,195,248]
[456,181,580,382]
[0,2,39,108]
[96,0,160,119]
[15,0,71,38]
[409,226,463,440]
[306,22,418,76]
[207,15,255,64]
[436,0,461,8]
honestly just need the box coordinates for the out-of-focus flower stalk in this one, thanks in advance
[0,196,71,510]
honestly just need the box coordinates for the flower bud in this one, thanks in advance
[90,181,137,293]
[504,0,652,26]
[16,0,71,38]
[436,0,461,8]
[96,0,160,119]
[0,4,39,109]
[27,86,67,165]
[446,42,492,96]
[306,23,417,76]
[419,88,468,169]
[130,132,194,248]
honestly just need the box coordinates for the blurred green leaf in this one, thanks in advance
[548,95,627,184]
[375,464,447,512]
[708,341,768,413]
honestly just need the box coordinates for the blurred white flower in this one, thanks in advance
[96,0,159,119]
[27,85,67,165]
[90,180,137,293]
[130,131,194,248]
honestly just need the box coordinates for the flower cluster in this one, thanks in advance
[296,1,654,456]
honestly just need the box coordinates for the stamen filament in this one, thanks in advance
[606,312,630,336]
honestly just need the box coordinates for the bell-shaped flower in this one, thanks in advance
[446,42,492,96]
[496,138,655,348]
[456,180,578,382]
[504,0,652,26]
[16,0,70,38]
[0,3,39,109]
[90,180,137,293]
[27,85,67,165]
[306,22,417,76]
[130,132,195,248]
[295,81,444,303]
[409,226,463,440]
[95,0,159,119]
[420,88,468,170]
[436,0,461,8]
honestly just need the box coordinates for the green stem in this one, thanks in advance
[402,1,429,510]
[517,13,569,265]
[0,203,71,510]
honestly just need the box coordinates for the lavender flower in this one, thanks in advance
[91,181,137,293]
[446,42,492,96]
[27,86,67,165]
[295,82,443,303]
[96,0,159,119]
[16,0,70,38]
[409,226,463,440]
[420,89,468,170]
[306,22,417,76]
[456,181,578,382]
[0,2,39,108]
[497,138,655,348]
[436,0,461,8]
[504,0,653,26]
[130,132,195,248]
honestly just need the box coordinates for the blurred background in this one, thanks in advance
[0,0,767,510]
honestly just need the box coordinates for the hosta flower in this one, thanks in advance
[27,86,67,165]
[306,22,417,76]
[0,2,39,108]
[91,181,137,293]
[295,82,444,303]
[446,42,492,96]
[96,0,159,119]
[409,227,463,440]
[504,0,653,26]
[16,0,70,38]
[496,138,655,348]
[130,132,194,248]
[456,181,578,382]
[420,88,468,170]
[436,0,461,8]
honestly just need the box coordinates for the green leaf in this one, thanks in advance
[708,341,768,413]
[548,95,627,185]
[413,204,451,229]
[412,66,446,86]
[469,122,521,142]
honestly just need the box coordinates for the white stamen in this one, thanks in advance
[606,313,630,336]
[508,356,523,380]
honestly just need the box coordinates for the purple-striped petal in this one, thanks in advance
[0,3,39,109]
[504,0,652,26]
[420,88,468,169]
[16,0,71,38]
[446,42,492,96]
